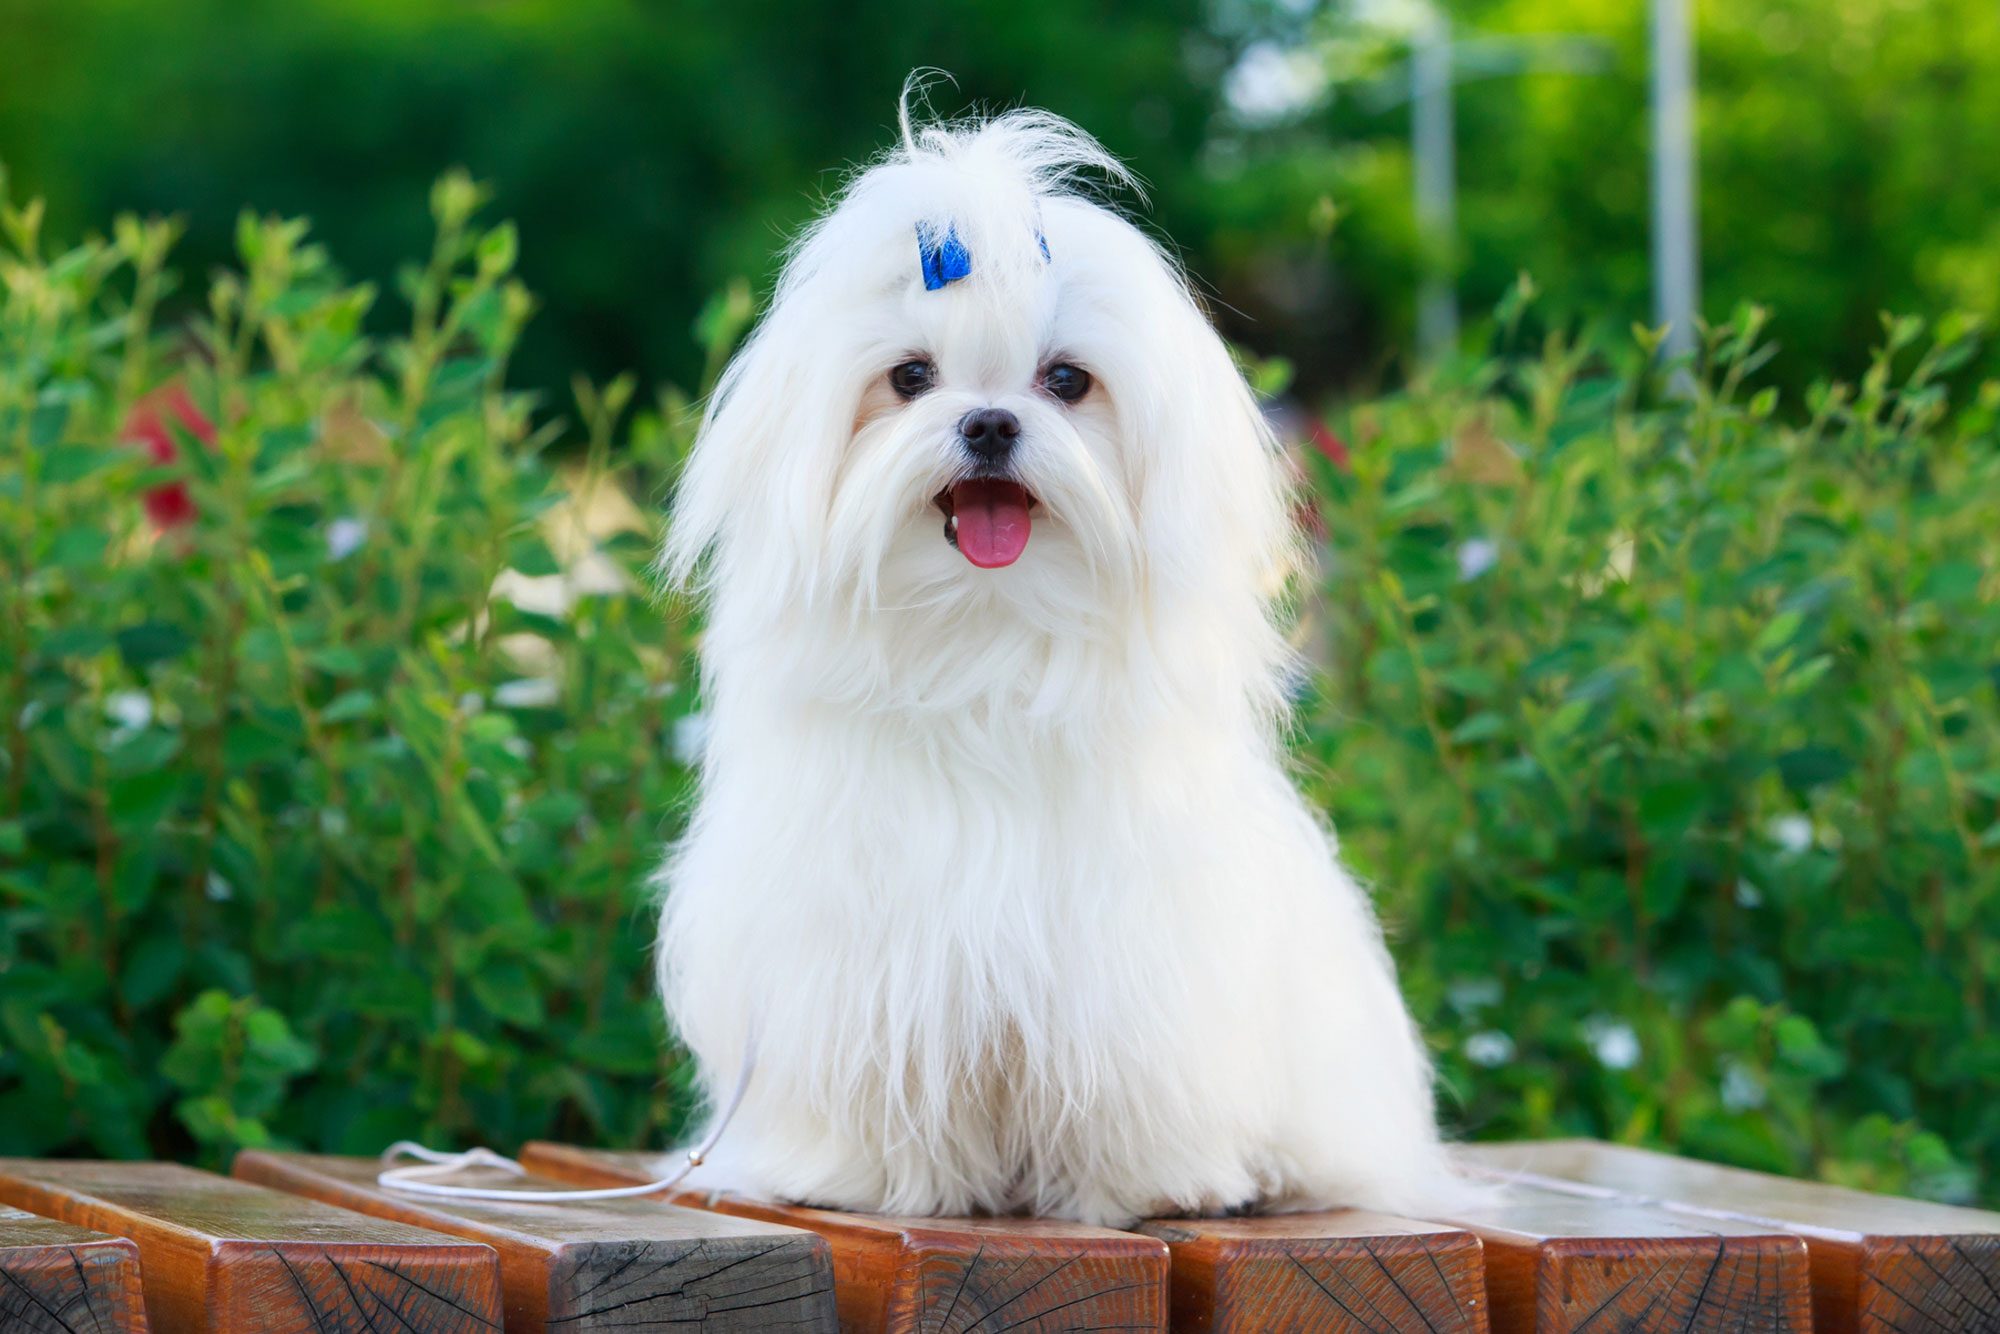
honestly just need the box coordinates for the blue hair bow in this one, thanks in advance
[916,220,1052,291]
[917,223,972,291]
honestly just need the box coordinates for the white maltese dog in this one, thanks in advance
[654,99,1453,1227]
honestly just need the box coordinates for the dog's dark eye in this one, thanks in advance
[889,359,935,400]
[1042,363,1092,404]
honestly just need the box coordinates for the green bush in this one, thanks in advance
[0,171,728,1162]
[3,181,1997,1205]
[1306,304,2000,1201]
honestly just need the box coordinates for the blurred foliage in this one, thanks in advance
[4,180,1999,1206]
[0,0,1221,405]
[0,172,736,1161]
[1210,0,2000,394]
[8,0,2000,403]
[1305,301,2000,1203]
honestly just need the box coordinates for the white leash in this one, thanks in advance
[376,1034,757,1203]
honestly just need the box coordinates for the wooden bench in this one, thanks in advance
[1,1203,149,1333]
[3,1140,1995,1332]
[1134,1210,1488,1332]
[0,1159,504,1333]
[518,1142,1173,1332]
[1463,1140,2000,1334]
[1433,1180,1811,1333]
[232,1150,838,1332]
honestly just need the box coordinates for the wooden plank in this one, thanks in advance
[1134,1210,1488,1333]
[1420,1181,1812,1333]
[518,1142,1171,1334]
[233,1149,838,1333]
[0,1159,503,1334]
[1,1204,150,1332]
[1464,1139,2000,1334]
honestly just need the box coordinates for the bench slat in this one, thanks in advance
[1419,1180,1812,1333]
[518,1142,1171,1333]
[233,1150,838,1333]
[0,1160,503,1334]
[1,1204,150,1333]
[1464,1139,2000,1334]
[1135,1211,1489,1333]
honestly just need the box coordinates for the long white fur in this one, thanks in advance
[654,101,1456,1226]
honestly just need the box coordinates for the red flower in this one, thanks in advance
[123,384,216,528]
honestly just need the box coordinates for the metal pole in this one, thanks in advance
[1651,0,1698,368]
[1413,7,1458,362]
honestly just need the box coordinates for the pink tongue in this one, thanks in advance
[951,479,1033,568]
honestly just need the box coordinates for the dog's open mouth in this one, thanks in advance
[936,478,1035,569]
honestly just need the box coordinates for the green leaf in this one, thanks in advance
[1753,609,1804,656]
[122,937,186,1009]
[469,960,546,1029]
[43,626,115,659]
[47,526,109,569]
[116,622,193,669]
[506,532,563,577]
[43,444,125,483]
[1778,746,1854,793]
[308,646,366,676]
[321,690,380,723]
[1640,784,1704,836]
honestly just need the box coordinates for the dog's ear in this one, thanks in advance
[1133,286,1302,610]
[662,309,853,602]
[661,338,757,590]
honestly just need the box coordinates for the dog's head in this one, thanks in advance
[668,101,1296,665]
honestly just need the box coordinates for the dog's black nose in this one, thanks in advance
[958,407,1020,461]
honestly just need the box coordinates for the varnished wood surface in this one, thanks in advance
[1426,1181,1812,1333]
[1,1203,150,1332]
[519,1142,1172,1333]
[0,1159,503,1334]
[233,1150,838,1333]
[1465,1139,2000,1334]
[1136,1210,1488,1333]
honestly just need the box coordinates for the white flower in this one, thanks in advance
[1455,537,1499,581]
[1721,1062,1767,1111]
[325,517,368,560]
[673,712,709,766]
[566,550,630,598]
[205,872,233,902]
[1768,814,1813,856]
[1735,879,1764,908]
[490,552,633,619]
[491,570,572,618]
[1585,1018,1641,1070]
[494,677,560,709]
[457,692,486,717]
[104,691,153,732]
[1464,1030,1515,1067]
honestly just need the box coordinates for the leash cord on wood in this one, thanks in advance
[375,1032,757,1203]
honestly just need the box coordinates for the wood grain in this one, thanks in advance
[1136,1210,1488,1333]
[1423,1181,1812,1333]
[1,1203,150,1332]
[1464,1139,2000,1334]
[0,1159,503,1334]
[518,1142,1172,1333]
[233,1150,838,1333]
